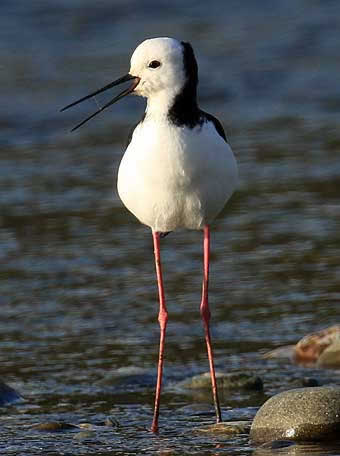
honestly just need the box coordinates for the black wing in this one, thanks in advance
[200,110,227,142]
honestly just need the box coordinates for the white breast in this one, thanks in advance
[117,118,238,232]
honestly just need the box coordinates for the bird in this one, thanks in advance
[61,37,238,433]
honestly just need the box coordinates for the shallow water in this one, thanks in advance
[1,1,340,454]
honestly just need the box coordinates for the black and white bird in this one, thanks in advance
[61,37,238,433]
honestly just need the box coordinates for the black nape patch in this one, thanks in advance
[180,42,198,97]
[167,41,201,128]
[167,42,228,142]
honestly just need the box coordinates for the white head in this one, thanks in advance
[129,37,186,99]
[61,37,199,130]
[130,37,199,119]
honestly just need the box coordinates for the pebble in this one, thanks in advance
[177,372,263,391]
[250,387,340,443]
[99,366,155,387]
[193,420,251,435]
[31,422,79,432]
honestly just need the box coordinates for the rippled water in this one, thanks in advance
[1,0,340,454]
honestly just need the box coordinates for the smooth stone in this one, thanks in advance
[250,387,340,443]
[0,381,22,405]
[193,420,251,435]
[31,422,79,432]
[99,366,155,387]
[177,372,263,391]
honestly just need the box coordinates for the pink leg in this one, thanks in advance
[200,225,222,423]
[151,231,168,433]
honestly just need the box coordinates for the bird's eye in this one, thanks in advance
[148,60,161,69]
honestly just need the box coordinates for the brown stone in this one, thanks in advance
[317,339,340,368]
[31,422,78,432]
[294,325,340,365]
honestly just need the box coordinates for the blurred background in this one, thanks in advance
[1,0,340,454]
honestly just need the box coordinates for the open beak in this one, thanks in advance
[60,74,140,131]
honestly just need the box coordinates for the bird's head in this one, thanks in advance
[61,37,198,130]
[129,37,187,99]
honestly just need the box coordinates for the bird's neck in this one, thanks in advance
[145,83,201,128]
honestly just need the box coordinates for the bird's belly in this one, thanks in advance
[117,124,237,232]
[118,163,201,231]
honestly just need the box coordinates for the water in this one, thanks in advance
[1,0,340,454]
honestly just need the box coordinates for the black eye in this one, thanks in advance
[148,60,161,69]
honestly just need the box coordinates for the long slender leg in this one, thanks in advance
[151,231,168,433]
[200,225,222,423]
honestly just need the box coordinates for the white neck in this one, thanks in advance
[144,88,178,120]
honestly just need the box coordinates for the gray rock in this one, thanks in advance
[177,372,263,391]
[193,420,251,435]
[0,381,21,405]
[250,387,340,443]
[99,366,155,388]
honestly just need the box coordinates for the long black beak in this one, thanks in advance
[60,74,140,132]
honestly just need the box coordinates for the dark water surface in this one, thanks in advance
[1,1,340,454]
